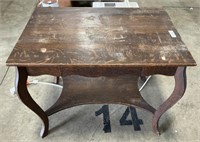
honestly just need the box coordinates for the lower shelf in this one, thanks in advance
[46,75,155,116]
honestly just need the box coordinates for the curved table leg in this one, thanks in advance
[152,67,187,135]
[16,67,49,138]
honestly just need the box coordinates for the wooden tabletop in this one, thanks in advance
[6,8,196,67]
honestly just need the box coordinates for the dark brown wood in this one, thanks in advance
[6,8,196,67]
[26,66,177,77]
[45,75,156,116]
[16,67,49,138]
[6,8,196,137]
[141,67,177,76]
[152,66,187,135]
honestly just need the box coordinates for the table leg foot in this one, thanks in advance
[152,67,187,134]
[16,67,49,138]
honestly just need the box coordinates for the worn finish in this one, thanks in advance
[6,8,196,67]
[6,8,196,138]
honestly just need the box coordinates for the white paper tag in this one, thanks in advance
[168,30,177,38]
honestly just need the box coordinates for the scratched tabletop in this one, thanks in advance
[6,8,196,67]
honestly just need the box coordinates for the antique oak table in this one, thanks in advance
[6,8,196,137]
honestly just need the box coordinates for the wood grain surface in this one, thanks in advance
[45,74,156,116]
[6,8,196,67]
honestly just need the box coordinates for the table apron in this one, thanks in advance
[26,66,177,77]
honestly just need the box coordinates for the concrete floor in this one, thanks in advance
[0,0,200,141]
